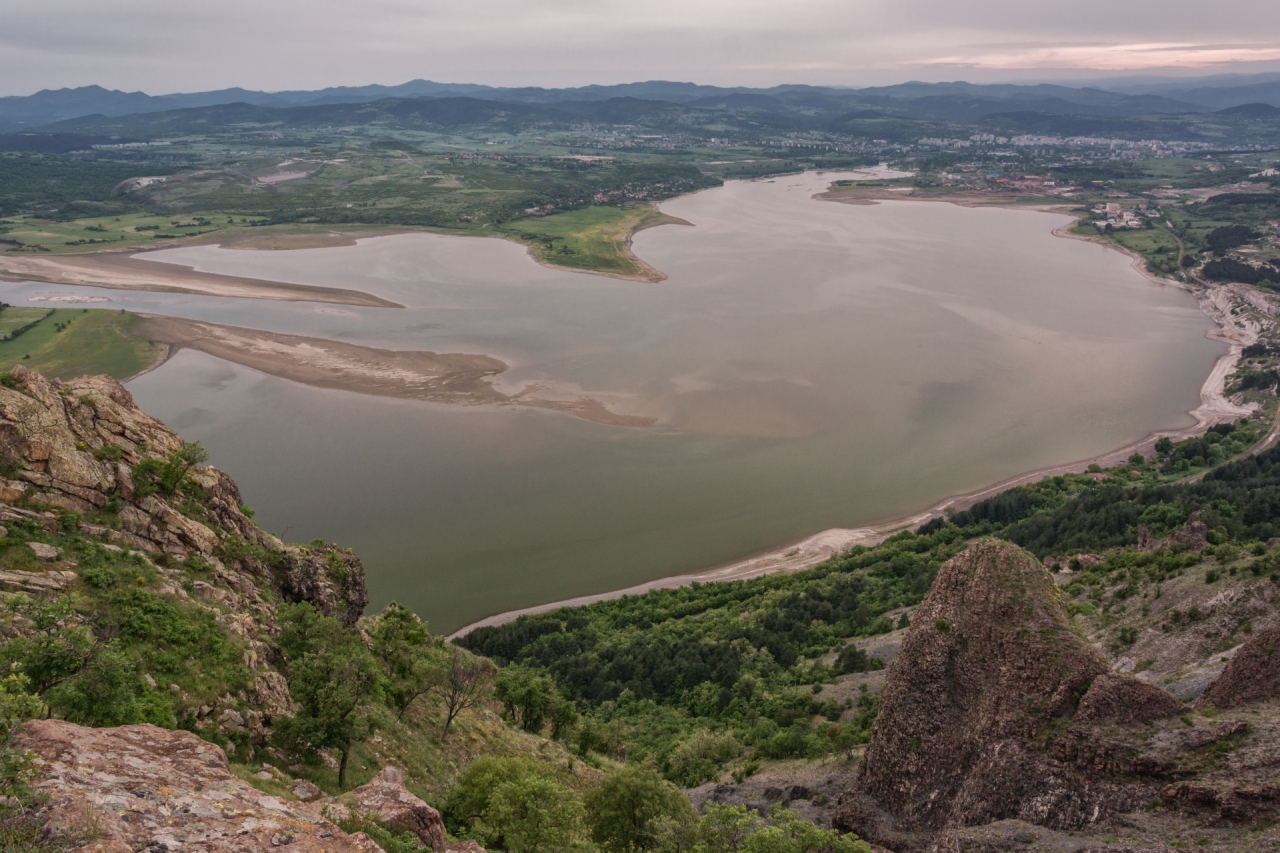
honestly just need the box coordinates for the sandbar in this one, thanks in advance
[136,315,655,428]
[0,250,402,308]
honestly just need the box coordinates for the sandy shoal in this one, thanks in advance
[136,315,655,428]
[0,251,402,308]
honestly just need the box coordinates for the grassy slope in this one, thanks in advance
[232,692,601,805]
[0,308,165,379]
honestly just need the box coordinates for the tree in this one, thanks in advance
[585,764,697,853]
[487,775,584,853]
[751,807,870,853]
[371,603,445,723]
[666,729,742,787]
[272,603,382,789]
[0,673,41,798]
[443,756,558,844]
[131,441,210,497]
[494,666,558,733]
[548,694,579,742]
[440,645,493,741]
[695,804,757,853]
[0,595,140,726]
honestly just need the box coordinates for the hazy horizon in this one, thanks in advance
[4,0,1279,98]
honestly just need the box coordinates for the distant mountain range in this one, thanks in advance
[5,74,1280,135]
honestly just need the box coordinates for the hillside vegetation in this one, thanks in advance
[459,419,1280,786]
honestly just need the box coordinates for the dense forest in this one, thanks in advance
[0,152,183,216]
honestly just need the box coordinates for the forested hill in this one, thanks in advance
[458,417,1280,786]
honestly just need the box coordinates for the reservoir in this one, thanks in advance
[2,172,1223,633]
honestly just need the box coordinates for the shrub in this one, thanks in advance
[666,729,742,787]
[585,764,696,853]
[487,775,583,853]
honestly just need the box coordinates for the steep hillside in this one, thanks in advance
[0,366,592,849]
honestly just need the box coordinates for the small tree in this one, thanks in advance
[753,807,871,853]
[548,695,579,742]
[132,441,210,497]
[0,673,41,798]
[443,755,557,844]
[371,603,445,723]
[272,603,382,789]
[585,764,697,853]
[487,775,584,853]
[439,645,492,741]
[695,804,757,853]
[494,666,558,733]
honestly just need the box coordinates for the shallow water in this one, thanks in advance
[0,172,1223,633]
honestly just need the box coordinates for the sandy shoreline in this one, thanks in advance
[449,186,1269,638]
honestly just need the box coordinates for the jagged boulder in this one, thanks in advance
[1195,625,1280,711]
[1076,673,1183,725]
[834,539,1114,847]
[324,766,446,850]
[15,719,383,852]
[280,543,370,628]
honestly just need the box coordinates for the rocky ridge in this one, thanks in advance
[1195,624,1280,711]
[831,538,1280,852]
[0,366,368,740]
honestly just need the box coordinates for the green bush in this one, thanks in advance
[585,764,696,853]
[666,729,741,787]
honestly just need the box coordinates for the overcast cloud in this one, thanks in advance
[3,0,1280,96]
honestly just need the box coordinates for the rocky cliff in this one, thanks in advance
[0,365,368,737]
[833,538,1280,852]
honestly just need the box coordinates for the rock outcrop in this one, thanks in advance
[1,369,282,561]
[1195,624,1280,711]
[1076,672,1184,725]
[326,766,447,851]
[16,719,385,852]
[0,368,371,733]
[281,543,370,628]
[833,539,1181,849]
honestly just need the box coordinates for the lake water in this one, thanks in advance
[0,172,1223,633]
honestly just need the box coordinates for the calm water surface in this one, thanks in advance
[1,172,1223,632]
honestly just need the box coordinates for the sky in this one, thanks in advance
[4,0,1280,96]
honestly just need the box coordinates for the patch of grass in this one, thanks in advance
[0,212,215,255]
[0,309,164,380]
[230,763,297,799]
[497,206,671,279]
